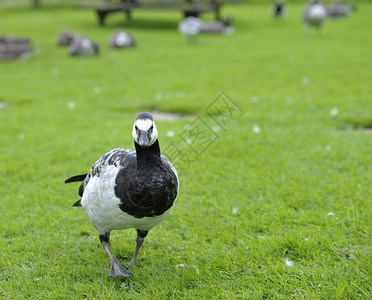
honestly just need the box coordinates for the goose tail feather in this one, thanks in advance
[65,174,87,183]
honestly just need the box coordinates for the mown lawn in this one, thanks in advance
[0,1,371,299]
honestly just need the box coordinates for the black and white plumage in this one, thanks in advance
[271,0,286,19]
[303,0,328,31]
[69,36,99,57]
[56,30,77,46]
[109,29,136,48]
[65,112,179,278]
[178,16,204,42]
[328,1,354,18]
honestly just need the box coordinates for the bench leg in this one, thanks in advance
[96,10,107,26]
[183,10,200,18]
[214,4,221,20]
[215,8,221,20]
[124,10,132,21]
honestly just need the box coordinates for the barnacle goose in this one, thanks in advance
[178,16,204,42]
[69,36,99,56]
[303,0,328,31]
[109,29,136,48]
[328,1,354,18]
[271,0,286,19]
[56,30,77,46]
[200,17,235,35]
[65,112,179,278]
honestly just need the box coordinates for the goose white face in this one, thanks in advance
[132,117,158,147]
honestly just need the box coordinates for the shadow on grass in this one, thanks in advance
[109,18,181,31]
[107,102,202,116]
[76,10,184,31]
[338,116,372,132]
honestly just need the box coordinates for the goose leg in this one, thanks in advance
[99,232,132,278]
[126,230,148,271]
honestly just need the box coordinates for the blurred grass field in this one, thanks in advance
[0,1,371,299]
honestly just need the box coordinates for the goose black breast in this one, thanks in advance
[115,157,178,218]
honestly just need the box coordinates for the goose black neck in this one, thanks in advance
[135,139,162,169]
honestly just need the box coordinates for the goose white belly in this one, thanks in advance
[81,165,172,234]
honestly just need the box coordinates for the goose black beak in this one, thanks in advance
[138,132,150,148]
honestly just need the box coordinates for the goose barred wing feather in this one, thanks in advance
[79,148,135,197]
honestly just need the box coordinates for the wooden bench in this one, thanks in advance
[76,0,237,25]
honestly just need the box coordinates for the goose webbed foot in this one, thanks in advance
[100,230,148,278]
[109,257,132,278]
[100,232,132,278]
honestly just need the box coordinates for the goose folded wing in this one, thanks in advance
[78,148,135,197]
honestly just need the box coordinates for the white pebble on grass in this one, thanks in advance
[232,206,239,215]
[212,126,222,133]
[50,67,59,75]
[285,258,294,268]
[302,77,310,85]
[251,96,259,103]
[67,101,76,110]
[253,124,261,134]
[330,108,339,117]
[166,131,175,137]
[175,264,199,274]
[192,265,200,274]
[155,93,163,101]
[92,86,101,94]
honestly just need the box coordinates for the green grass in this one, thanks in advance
[1,1,371,299]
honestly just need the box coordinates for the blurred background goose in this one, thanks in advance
[271,0,287,19]
[303,0,328,31]
[328,1,354,18]
[109,29,136,48]
[56,30,77,46]
[69,36,99,56]
[178,16,204,42]
[201,16,234,35]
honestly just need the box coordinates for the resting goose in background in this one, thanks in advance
[69,36,99,56]
[178,16,204,42]
[328,1,354,18]
[56,30,77,46]
[65,112,179,278]
[200,16,235,35]
[109,29,136,48]
[271,0,286,19]
[303,0,328,32]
